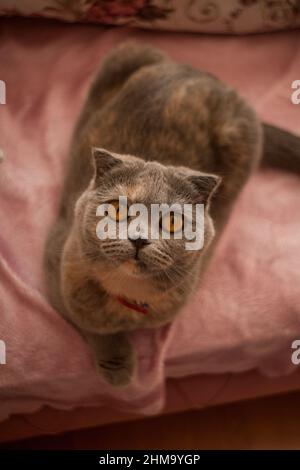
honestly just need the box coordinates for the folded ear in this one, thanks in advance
[92,147,124,182]
[186,172,221,205]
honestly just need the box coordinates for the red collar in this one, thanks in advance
[116,296,149,315]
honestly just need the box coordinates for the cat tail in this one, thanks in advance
[262,123,300,174]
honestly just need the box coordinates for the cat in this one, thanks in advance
[45,42,300,386]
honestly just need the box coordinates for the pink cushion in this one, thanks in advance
[0,18,300,421]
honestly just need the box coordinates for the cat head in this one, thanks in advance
[73,148,220,290]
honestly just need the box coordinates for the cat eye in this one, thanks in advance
[161,213,184,234]
[107,200,128,222]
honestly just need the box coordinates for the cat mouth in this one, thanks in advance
[121,259,148,276]
[135,258,147,269]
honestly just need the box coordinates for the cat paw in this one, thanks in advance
[96,353,135,386]
[87,332,136,387]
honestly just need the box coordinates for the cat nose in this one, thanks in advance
[129,237,149,251]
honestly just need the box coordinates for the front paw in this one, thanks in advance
[96,352,135,386]
[91,333,136,386]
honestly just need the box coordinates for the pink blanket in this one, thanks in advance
[1,19,300,422]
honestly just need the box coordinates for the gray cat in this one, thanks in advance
[45,42,300,386]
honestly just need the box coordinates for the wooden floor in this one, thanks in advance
[3,391,300,449]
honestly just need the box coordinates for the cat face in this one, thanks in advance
[74,148,220,288]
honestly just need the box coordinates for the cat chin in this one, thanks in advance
[120,259,148,278]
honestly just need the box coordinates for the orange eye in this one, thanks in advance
[161,213,184,234]
[107,200,127,222]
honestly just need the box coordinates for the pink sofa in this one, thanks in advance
[0,17,300,441]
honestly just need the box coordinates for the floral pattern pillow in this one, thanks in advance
[1,0,300,34]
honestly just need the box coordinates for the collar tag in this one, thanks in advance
[116,296,149,315]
